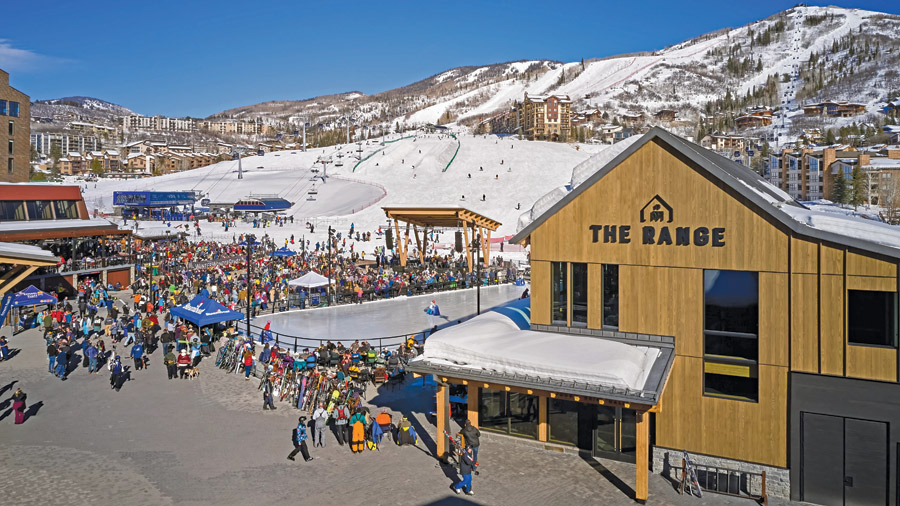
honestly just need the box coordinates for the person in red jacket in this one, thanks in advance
[176,349,192,379]
[242,347,254,380]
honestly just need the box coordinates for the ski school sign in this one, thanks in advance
[588,195,726,248]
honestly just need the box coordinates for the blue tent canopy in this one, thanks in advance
[13,285,58,307]
[170,295,244,327]
[270,247,296,257]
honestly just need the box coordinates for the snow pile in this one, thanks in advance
[422,310,661,390]
[781,205,900,250]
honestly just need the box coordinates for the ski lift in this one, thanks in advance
[335,159,343,167]
[307,185,318,201]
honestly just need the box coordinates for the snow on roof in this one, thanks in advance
[0,218,120,233]
[418,306,662,391]
[865,158,900,169]
[516,137,641,233]
[0,241,59,263]
[782,206,900,251]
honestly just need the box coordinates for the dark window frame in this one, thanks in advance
[602,264,619,330]
[550,261,567,325]
[847,289,898,349]
[571,262,588,327]
[702,269,760,403]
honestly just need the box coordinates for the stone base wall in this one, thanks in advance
[652,447,790,500]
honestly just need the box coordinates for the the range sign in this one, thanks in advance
[589,195,725,247]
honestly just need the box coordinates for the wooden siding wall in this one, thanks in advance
[525,139,900,469]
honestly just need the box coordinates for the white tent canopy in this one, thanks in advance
[287,271,333,288]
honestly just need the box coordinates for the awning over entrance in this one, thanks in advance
[408,307,673,406]
[407,301,674,503]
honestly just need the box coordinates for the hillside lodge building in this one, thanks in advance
[511,93,572,141]
[410,127,900,504]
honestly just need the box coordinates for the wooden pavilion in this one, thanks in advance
[382,207,500,272]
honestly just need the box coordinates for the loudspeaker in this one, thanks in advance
[385,228,394,250]
[455,231,463,253]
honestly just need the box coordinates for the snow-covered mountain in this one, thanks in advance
[31,96,134,127]
[218,5,900,140]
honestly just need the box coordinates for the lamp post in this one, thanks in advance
[245,233,255,339]
[470,233,482,315]
[327,226,334,304]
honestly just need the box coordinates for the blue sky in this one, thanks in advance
[2,0,898,117]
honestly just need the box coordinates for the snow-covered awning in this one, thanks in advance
[408,301,674,406]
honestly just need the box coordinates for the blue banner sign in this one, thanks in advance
[113,191,196,207]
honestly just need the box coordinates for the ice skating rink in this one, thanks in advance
[256,283,526,347]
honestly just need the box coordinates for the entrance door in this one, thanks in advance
[844,419,887,506]
[593,406,636,463]
[801,412,888,506]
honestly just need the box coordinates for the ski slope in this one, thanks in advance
[82,132,607,252]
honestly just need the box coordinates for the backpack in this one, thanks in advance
[337,407,349,421]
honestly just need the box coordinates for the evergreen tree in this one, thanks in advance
[850,166,866,209]
[824,128,836,145]
[833,171,848,205]
[90,158,103,175]
[49,144,62,167]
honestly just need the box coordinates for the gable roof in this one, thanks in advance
[511,127,900,260]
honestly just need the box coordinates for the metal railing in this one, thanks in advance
[241,279,515,352]
[59,254,134,273]
[678,457,768,505]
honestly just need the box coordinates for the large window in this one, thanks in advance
[572,263,588,326]
[25,200,54,220]
[551,261,567,324]
[703,270,759,402]
[9,102,18,117]
[0,100,6,116]
[0,201,25,221]
[848,290,897,347]
[478,388,538,439]
[53,200,80,219]
[547,398,579,446]
[602,264,619,329]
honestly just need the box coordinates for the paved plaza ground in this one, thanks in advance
[0,294,794,506]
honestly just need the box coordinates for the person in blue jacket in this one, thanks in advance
[86,341,99,373]
[129,341,144,370]
[287,416,313,462]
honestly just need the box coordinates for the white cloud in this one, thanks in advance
[0,39,68,72]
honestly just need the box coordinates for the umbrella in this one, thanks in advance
[270,247,296,257]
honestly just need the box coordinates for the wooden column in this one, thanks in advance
[635,410,650,503]
[483,227,491,267]
[402,222,411,267]
[412,225,422,263]
[538,395,549,442]
[467,384,479,427]
[462,221,473,273]
[392,218,402,259]
[436,378,448,459]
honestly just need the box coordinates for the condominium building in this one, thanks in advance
[30,133,102,157]
[122,115,197,133]
[0,68,29,182]
[511,93,572,141]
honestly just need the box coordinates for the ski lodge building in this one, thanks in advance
[410,127,900,505]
